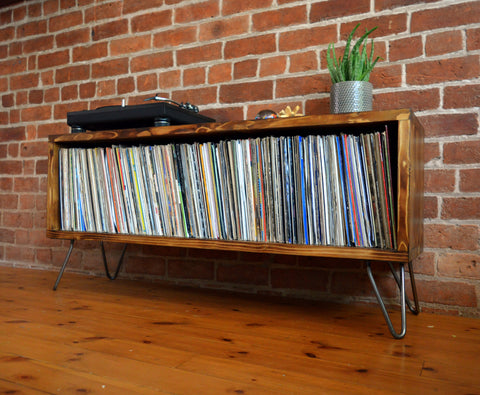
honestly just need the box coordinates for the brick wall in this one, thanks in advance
[1,0,479,317]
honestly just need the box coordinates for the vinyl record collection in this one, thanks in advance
[59,128,396,249]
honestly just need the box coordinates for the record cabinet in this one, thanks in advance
[47,109,424,338]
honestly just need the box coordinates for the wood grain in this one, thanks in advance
[46,109,424,264]
[1,267,479,394]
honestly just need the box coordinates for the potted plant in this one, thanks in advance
[327,24,381,114]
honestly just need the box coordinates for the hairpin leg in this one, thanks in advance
[366,261,410,339]
[53,239,75,291]
[387,261,420,315]
[100,241,128,280]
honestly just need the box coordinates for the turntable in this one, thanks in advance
[67,96,215,133]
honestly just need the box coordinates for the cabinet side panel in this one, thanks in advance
[47,142,60,232]
[408,114,425,260]
[396,118,411,253]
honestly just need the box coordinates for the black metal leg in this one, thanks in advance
[100,241,127,280]
[366,261,408,339]
[53,239,75,290]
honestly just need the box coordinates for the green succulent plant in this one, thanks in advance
[327,24,381,84]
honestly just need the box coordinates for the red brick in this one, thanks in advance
[424,142,440,165]
[17,20,47,38]
[426,30,463,57]
[44,87,60,103]
[136,73,157,92]
[61,85,78,101]
[444,140,480,164]
[279,25,336,52]
[419,113,478,138]
[2,212,34,228]
[253,5,306,32]
[208,63,232,84]
[177,43,222,65]
[370,65,402,88]
[438,253,480,280]
[79,82,96,99]
[53,102,88,120]
[13,6,26,22]
[154,27,197,48]
[259,56,287,78]
[0,176,13,192]
[234,59,258,79]
[389,36,423,62]
[10,73,39,90]
[43,0,59,15]
[131,10,172,33]
[168,259,214,280]
[0,229,15,243]
[442,197,480,220]
[225,35,276,59]
[110,35,151,56]
[271,268,328,291]
[92,58,129,78]
[92,19,128,41]
[158,70,181,89]
[311,0,369,22]
[117,77,135,95]
[0,58,27,75]
[375,0,437,11]
[125,256,166,276]
[0,27,14,42]
[374,89,440,112]
[29,90,43,104]
[223,0,271,15]
[467,27,480,51]
[97,80,115,97]
[13,177,39,193]
[425,224,479,251]
[20,141,48,158]
[56,65,90,84]
[55,28,90,48]
[416,279,477,307]
[220,81,273,104]
[172,87,216,105]
[460,169,480,192]
[424,169,455,193]
[305,97,330,116]
[5,245,35,263]
[21,105,51,122]
[217,263,269,285]
[412,252,435,276]
[181,67,203,86]
[131,52,174,73]
[0,160,22,174]
[411,2,480,33]
[73,43,108,62]
[48,11,83,32]
[122,0,164,14]
[37,122,69,139]
[199,15,249,41]
[341,15,407,39]
[38,49,69,69]
[276,75,330,98]
[175,0,219,23]
[289,51,318,73]
[84,1,122,22]
[444,85,480,109]
[2,93,14,108]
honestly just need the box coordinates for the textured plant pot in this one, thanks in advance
[330,81,373,114]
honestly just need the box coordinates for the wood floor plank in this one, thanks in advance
[1,266,480,394]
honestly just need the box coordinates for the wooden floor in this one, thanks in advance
[0,266,479,394]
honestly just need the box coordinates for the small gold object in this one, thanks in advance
[278,105,304,118]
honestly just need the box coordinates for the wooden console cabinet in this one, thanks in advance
[47,109,424,338]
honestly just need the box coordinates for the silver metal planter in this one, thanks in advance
[330,81,373,114]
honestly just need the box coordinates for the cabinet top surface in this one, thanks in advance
[50,109,414,144]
